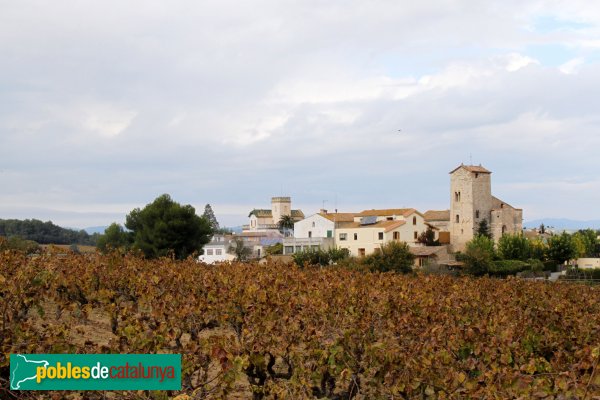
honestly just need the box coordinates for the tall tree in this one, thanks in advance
[462,235,496,276]
[417,226,440,246]
[202,204,220,231]
[125,194,212,259]
[96,223,132,253]
[547,232,576,265]
[497,234,530,260]
[476,219,492,239]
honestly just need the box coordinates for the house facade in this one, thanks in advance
[282,211,355,255]
[198,235,236,264]
[335,208,429,257]
[449,164,523,251]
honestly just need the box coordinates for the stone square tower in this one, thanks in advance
[449,164,522,251]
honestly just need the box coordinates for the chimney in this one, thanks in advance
[320,209,327,214]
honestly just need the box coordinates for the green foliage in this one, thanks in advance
[96,223,132,253]
[125,194,212,260]
[476,219,492,239]
[277,215,295,235]
[0,218,98,245]
[529,237,547,260]
[489,260,531,277]
[462,235,495,276]
[572,229,598,257]
[228,237,252,262]
[565,267,600,280]
[547,232,577,265]
[264,243,283,256]
[362,241,414,273]
[497,234,530,260]
[292,248,331,267]
[417,226,440,246]
[292,247,351,267]
[0,235,41,254]
[202,204,220,231]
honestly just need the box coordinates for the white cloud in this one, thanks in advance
[559,57,585,74]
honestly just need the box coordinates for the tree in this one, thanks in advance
[462,235,495,276]
[125,194,212,260]
[529,237,547,260]
[547,232,576,265]
[202,204,220,231]
[363,241,414,273]
[476,219,492,239]
[572,229,598,257]
[278,215,295,236]
[96,223,132,253]
[497,234,530,261]
[417,226,440,246]
[265,243,283,256]
[229,237,252,262]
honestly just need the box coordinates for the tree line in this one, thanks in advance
[0,219,98,245]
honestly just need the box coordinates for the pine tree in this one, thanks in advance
[202,204,220,231]
[477,219,492,239]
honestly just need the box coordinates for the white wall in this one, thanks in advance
[294,214,334,239]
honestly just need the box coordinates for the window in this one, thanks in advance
[412,216,417,225]
[326,230,332,238]
[475,210,480,219]
[354,233,358,240]
[414,231,418,240]
[393,232,400,240]
[284,246,294,254]
[295,246,302,252]
[206,249,213,255]
[455,214,460,223]
[339,233,347,241]
[387,217,393,221]
[500,203,504,208]
[308,231,312,238]
[215,249,222,255]
[502,225,507,235]
[475,173,479,178]
[358,248,366,257]
[455,192,461,202]
[378,232,383,240]
[312,221,315,227]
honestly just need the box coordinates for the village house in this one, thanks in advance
[198,234,236,264]
[282,210,355,255]
[335,208,431,257]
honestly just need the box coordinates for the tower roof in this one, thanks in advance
[449,164,491,174]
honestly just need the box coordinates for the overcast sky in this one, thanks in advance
[2,1,600,229]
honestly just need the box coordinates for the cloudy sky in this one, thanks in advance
[2,0,600,229]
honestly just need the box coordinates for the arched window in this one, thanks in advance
[455,214,460,223]
[502,225,507,235]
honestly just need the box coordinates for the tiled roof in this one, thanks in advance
[424,210,450,221]
[248,209,272,218]
[356,208,419,217]
[336,220,406,232]
[319,212,357,222]
[291,210,305,218]
[449,164,492,174]
[491,196,522,211]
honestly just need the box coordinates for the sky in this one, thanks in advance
[2,0,600,229]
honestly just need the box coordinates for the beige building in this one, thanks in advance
[336,208,430,257]
[449,164,522,251]
[244,197,304,233]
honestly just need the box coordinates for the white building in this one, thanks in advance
[198,235,236,264]
[283,211,355,255]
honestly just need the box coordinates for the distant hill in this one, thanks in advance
[84,226,109,235]
[524,218,600,231]
[226,225,243,234]
[0,219,98,245]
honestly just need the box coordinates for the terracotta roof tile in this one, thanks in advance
[319,212,357,222]
[424,210,450,221]
[356,208,419,217]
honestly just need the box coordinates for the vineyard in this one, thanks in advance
[1,251,599,399]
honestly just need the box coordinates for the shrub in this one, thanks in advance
[489,260,531,277]
[362,241,414,273]
[498,234,530,260]
[462,235,495,276]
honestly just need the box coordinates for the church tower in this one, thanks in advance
[449,164,493,251]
